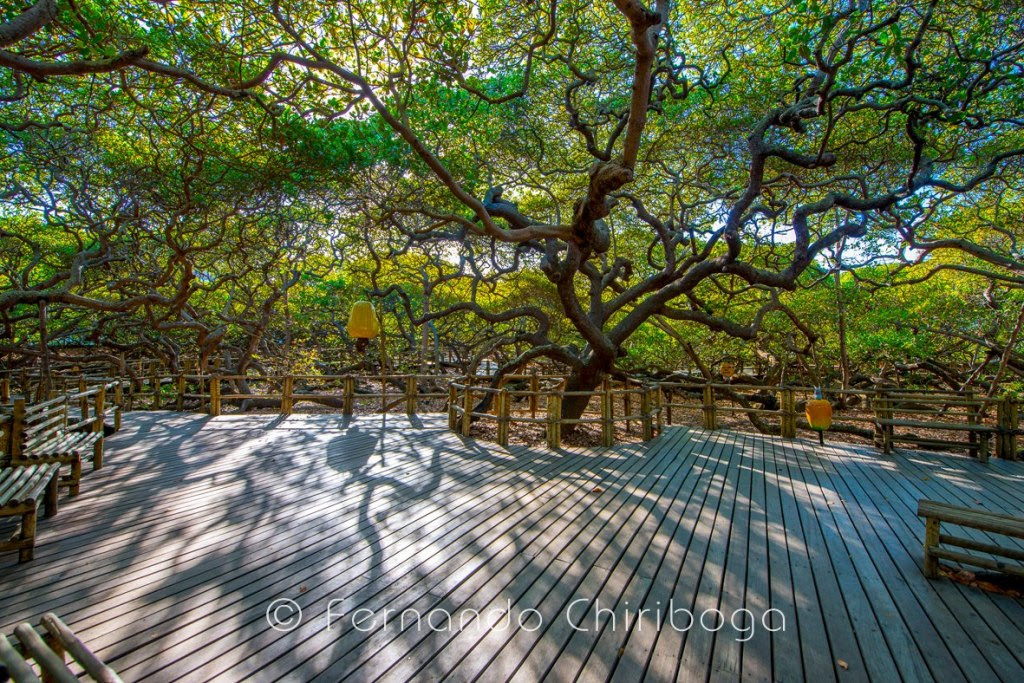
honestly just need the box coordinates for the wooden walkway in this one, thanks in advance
[2,412,1023,682]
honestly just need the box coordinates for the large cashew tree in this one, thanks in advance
[4,0,1023,418]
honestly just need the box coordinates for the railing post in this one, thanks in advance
[655,386,664,433]
[601,380,614,447]
[665,384,673,426]
[176,374,185,411]
[406,376,417,415]
[11,399,25,459]
[210,376,221,417]
[281,375,293,415]
[546,393,562,449]
[497,388,510,447]
[152,375,162,410]
[780,387,796,439]
[0,377,9,403]
[94,385,106,432]
[997,397,1018,460]
[79,376,88,420]
[623,388,632,434]
[530,371,540,419]
[114,382,124,430]
[1,412,10,462]
[448,384,458,431]
[343,376,354,416]
[872,387,883,448]
[966,391,979,459]
[874,391,893,454]
[641,388,653,441]
[702,384,717,430]
[93,385,106,469]
[461,386,473,436]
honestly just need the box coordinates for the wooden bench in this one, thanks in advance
[0,613,122,682]
[0,464,60,563]
[917,499,1024,579]
[10,393,104,497]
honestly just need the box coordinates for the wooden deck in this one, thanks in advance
[2,412,1023,682]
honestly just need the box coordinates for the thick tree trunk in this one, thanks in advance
[560,362,607,426]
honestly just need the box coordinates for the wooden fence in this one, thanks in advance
[2,370,1019,459]
[448,376,662,449]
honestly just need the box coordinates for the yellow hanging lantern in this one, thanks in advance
[806,399,833,431]
[346,301,380,339]
[720,362,736,380]
[806,387,833,445]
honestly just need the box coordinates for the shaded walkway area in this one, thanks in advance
[1,412,1023,682]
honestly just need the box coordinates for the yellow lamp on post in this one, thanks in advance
[805,386,833,445]
[347,301,380,353]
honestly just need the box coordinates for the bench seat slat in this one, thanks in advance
[41,613,124,683]
[0,633,41,683]
[13,623,78,683]
[0,467,36,506]
[0,465,58,507]
[25,431,99,458]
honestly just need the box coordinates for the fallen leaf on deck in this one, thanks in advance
[837,659,849,670]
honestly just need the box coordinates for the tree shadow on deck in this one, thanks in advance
[1,417,1023,683]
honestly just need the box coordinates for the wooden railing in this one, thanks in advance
[5,368,1019,460]
[448,377,663,449]
[657,380,1019,461]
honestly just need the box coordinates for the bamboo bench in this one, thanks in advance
[0,613,122,682]
[10,392,105,497]
[917,499,1024,580]
[875,418,994,462]
[0,464,60,563]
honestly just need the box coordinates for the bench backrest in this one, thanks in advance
[10,386,106,458]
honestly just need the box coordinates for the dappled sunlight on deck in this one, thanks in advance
[2,412,1023,682]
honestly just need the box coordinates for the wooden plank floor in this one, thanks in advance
[2,412,1023,682]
